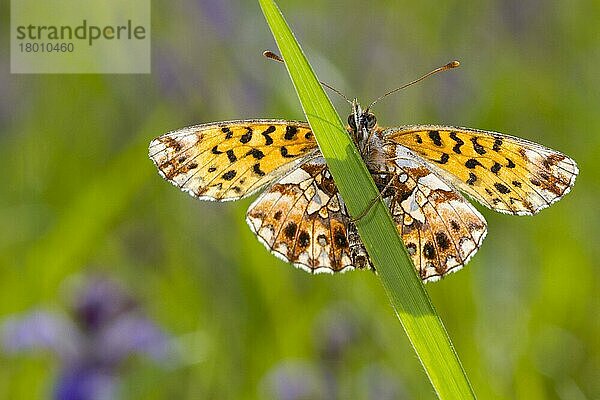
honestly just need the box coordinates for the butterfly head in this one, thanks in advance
[348,99,378,155]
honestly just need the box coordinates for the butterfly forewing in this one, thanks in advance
[385,125,578,215]
[149,120,318,201]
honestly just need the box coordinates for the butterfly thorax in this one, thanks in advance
[347,100,388,172]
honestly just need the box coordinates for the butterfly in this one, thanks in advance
[149,93,578,282]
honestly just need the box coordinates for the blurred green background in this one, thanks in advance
[1,0,599,399]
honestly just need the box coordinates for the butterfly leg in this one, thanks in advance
[350,171,396,222]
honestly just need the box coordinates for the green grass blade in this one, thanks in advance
[258,1,476,398]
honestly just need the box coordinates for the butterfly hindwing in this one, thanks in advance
[377,150,487,282]
[246,157,371,273]
[149,120,318,201]
[385,125,578,215]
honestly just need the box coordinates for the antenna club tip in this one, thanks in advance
[449,60,460,68]
[263,50,284,63]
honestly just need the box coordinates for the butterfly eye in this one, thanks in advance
[347,114,357,130]
[365,113,377,129]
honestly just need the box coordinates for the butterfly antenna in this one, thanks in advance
[263,50,352,105]
[366,60,460,111]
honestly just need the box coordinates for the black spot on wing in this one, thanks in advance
[449,132,464,154]
[493,137,503,151]
[246,148,265,159]
[450,220,460,231]
[222,127,233,139]
[280,146,297,158]
[428,130,442,146]
[494,183,511,194]
[491,162,502,174]
[423,241,436,259]
[284,125,298,140]
[298,231,311,248]
[253,163,266,176]
[471,137,486,155]
[465,158,482,169]
[284,222,297,240]
[240,128,253,144]
[262,126,276,145]
[333,226,348,248]
[466,172,477,185]
[435,153,450,164]
[222,170,236,180]
[226,149,237,163]
[435,232,450,250]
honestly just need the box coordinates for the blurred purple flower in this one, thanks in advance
[261,361,324,400]
[153,47,188,102]
[314,305,360,362]
[359,364,405,400]
[498,0,542,36]
[2,310,80,359]
[1,277,171,400]
[261,304,406,399]
[54,366,116,400]
[195,0,235,39]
